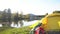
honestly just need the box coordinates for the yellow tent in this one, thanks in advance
[29,20,41,28]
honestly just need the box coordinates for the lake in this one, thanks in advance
[0,20,39,28]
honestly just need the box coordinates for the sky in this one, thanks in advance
[0,0,60,15]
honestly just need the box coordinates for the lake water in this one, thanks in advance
[0,20,39,28]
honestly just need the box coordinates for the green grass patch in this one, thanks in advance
[0,26,31,34]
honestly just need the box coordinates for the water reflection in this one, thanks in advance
[0,20,38,28]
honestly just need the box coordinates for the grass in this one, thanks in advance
[0,26,31,34]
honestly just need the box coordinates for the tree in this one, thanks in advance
[14,12,19,26]
[1,9,7,27]
[19,12,23,27]
[2,9,7,22]
[7,8,12,27]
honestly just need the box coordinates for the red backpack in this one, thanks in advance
[35,26,45,34]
